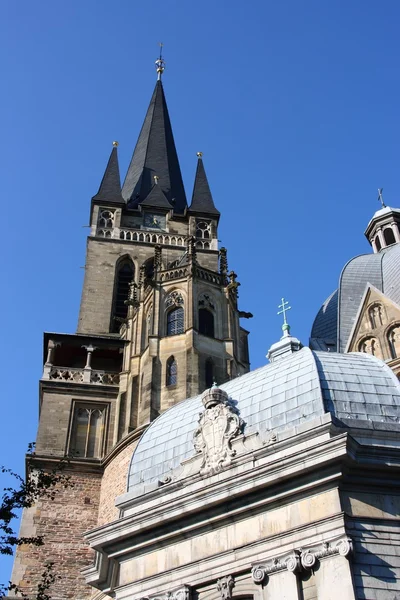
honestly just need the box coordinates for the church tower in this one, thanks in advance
[10,57,251,599]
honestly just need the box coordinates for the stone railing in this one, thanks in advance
[194,266,224,286]
[159,266,189,281]
[95,226,187,247]
[46,366,119,386]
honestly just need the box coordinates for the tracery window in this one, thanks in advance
[69,404,106,458]
[196,220,211,239]
[97,208,115,229]
[167,307,184,336]
[111,258,135,332]
[388,326,400,359]
[368,303,385,329]
[166,356,177,386]
[198,293,215,337]
[358,336,382,359]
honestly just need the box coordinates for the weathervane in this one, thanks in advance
[377,188,386,208]
[277,297,292,336]
[155,42,165,80]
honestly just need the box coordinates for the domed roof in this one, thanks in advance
[311,242,400,352]
[127,347,400,494]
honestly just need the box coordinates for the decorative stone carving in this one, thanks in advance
[252,538,352,585]
[165,290,184,308]
[140,585,191,600]
[198,293,215,309]
[193,386,244,476]
[252,552,301,584]
[300,537,353,570]
[219,246,228,276]
[216,575,235,600]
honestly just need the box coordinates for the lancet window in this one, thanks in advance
[111,258,135,332]
[69,404,106,459]
[358,336,382,359]
[166,356,177,386]
[198,293,215,337]
[368,304,385,329]
[388,326,400,359]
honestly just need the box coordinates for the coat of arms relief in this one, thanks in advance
[193,385,244,476]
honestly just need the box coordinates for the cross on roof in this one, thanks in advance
[377,188,386,208]
[277,297,291,326]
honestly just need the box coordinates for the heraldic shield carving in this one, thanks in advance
[193,385,244,476]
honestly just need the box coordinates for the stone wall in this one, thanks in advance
[11,468,102,600]
[98,438,139,525]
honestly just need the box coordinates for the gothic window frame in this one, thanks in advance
[166,306,184,336]
[110,255,135,333]
[195,219,212,240]
[387,323,400,359]
[68,401,108,459]
[166,355,178,387]
[367,302,386,329]
[97,208,116,234]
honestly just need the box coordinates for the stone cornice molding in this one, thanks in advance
[252,536,352,585]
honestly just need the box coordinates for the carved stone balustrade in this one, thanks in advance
[46,366,119,386]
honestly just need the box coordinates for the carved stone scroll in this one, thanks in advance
[193,386,244,476]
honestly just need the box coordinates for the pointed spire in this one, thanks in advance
[122,80,187,213]
[92,142,124,203]
[189,153,220,217]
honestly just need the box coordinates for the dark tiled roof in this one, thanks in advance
[122,81,187,213]
[92,146,124,203]
[140,184,172,209]
[189,157,220,216]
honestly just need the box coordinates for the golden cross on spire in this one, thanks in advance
[377,188,386,208]
[155,42,165,80]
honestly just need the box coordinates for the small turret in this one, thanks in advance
[365,189,400,252]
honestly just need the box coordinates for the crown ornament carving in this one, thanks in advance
[193,385,244,475]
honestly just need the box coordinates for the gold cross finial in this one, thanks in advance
[377,188,386,208]
[155,42,165,80]
[153,175,159,184]
[112,141,119,147]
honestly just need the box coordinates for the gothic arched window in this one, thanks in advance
[358,336,382,359]
[167,307,184,336]
[388,326,400,359]
[166,356,177,386]
[205,358,214,389]
[111,258,134,332]
[199,308,215,337]
[368,304,385,329]
[384,227,396,246]
[196,220,211,239]
[70,405,105,458]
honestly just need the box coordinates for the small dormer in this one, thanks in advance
[365,201,400,253]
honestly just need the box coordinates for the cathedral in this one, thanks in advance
[10,55,400,600]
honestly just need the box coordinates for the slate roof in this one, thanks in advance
[310,242,400,352]
[92,146,124,203]
[140,184,172,209]
[127,347,400,492]
[122,80,187,213]
[189,157,220,216]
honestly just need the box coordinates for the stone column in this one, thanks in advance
[391,222,400,243]
[42,341,60,379]
[377,227,385,248]
[82,344,96,383]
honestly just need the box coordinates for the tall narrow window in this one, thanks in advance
[388,326,400,359]
[167,307,184,335]
[375,236,382,251]
[205,358,214,389]
[70,405,105,458]
[199,308,215,337]
[166,356,177,386]
[384,227,396,246]
[111,259,134,332]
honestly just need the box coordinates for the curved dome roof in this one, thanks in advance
[128,347,400,494]
[311,242,400,352]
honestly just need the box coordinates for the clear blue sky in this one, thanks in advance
[1,0,400,584]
